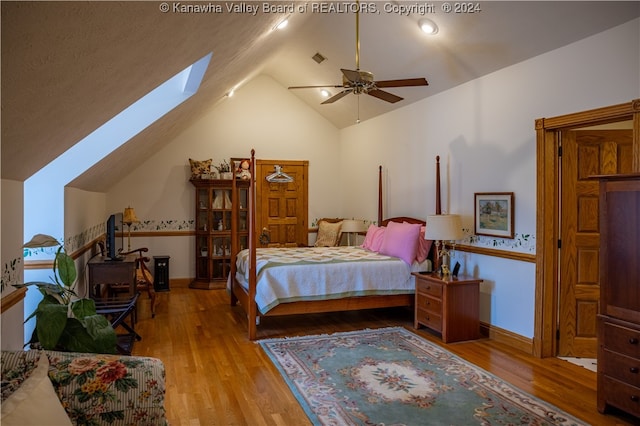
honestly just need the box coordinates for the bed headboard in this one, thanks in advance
[379,217,425,227]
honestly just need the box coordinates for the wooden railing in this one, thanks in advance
[1,287,27,314]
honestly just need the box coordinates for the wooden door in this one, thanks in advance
[255,160,308,247]
[558,129,633,356]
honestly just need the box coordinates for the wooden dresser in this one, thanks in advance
[597,174,640,418]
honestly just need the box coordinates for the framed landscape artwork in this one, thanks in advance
[474,192,514,238]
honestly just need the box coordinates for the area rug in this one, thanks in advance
[259,327,587,426]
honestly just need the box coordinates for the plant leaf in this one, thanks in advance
[55,251,77,288]
[70,298,97,319]
[58,318,100,353]
[60,317,117,354]
[83,314,118,354]
[23,234,60,248]
[35,301,67,349]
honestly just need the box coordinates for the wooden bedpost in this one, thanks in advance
[229,162,239,307]
[432,155,442,271]
[248,149,257,340]
[378,165,383,225]
[435,155,441,215]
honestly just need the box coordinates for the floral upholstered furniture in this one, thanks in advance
[1,349,167,426]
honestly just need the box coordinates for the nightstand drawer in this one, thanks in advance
[601,349,640,387]
[416,280,442,298]
[602,322,640,358]
[416,293,442,314]
[416,308,442,332]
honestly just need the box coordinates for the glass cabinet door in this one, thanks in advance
[196,235,210,280]
[191,177,244,289]
[196,188,210,231]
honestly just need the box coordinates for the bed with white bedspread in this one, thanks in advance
[235,246,431,314]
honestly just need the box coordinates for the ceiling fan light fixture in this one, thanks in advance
[419,18,438,35]
[320,89,331,98]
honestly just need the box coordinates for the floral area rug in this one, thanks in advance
[259,327,587,426]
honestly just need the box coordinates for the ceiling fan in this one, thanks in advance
[288,4,429,105]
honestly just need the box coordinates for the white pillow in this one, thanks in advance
[0,353,72,425]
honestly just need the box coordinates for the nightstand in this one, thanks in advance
[412,272,482,343]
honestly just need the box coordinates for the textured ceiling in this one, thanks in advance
[2,1,638,191]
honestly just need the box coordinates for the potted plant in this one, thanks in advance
[14,234,117,354]
[215,159,232,179]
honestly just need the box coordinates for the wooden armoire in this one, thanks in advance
[597,174,640,418]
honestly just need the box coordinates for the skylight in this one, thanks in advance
[24,52,213,257]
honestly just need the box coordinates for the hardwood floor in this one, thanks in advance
[131,287,637,426]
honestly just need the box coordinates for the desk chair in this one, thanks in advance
[117,247,157,318]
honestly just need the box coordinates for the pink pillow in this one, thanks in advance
[379,221,421,265]
[416,226,434,263]
[361,224,385,252]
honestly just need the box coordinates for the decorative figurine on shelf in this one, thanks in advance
[236,159,251,180]
[218,219,224,231]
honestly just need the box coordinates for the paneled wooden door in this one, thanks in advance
[255,160,308,247]
[559,129,633,357]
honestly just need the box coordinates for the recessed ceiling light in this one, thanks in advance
[274,17,289,30]
[418,19,438,35]
[320,89,331,98]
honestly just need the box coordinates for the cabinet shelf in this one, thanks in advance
[190,177,250,290]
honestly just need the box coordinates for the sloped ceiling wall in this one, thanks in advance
[1,1,293,190]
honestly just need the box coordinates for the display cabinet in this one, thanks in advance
[190,177,250,289]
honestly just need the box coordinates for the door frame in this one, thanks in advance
[533,99,640,357]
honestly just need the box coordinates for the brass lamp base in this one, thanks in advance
[440,264,450,276]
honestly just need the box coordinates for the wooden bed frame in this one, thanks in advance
[230,150,441,340]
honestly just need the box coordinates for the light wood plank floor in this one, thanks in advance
[131,287,637,426]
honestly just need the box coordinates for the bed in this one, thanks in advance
[229,150,441,340]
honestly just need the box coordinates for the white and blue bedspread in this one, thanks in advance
[234,246,430,314]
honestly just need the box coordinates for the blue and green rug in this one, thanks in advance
[259,327,586,426]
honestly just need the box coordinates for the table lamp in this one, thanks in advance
[123,206,139,251]
[425,214,463,276]
[340,219,367,246]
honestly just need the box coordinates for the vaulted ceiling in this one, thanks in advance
[2,1,638,191]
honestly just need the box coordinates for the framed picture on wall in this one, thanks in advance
[474,192,515,238]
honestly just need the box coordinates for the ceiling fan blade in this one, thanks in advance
[321,89,352,104]
[289,84,344,89]
[341,69,362,83]
[367,89,403,103]
[375,78,429,88]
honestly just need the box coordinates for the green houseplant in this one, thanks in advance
[14,234,117,353]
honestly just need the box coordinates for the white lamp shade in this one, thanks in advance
[340,219,367,233]
[425,214,463,241]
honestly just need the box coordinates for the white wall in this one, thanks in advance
[339,18,640,337]
[1,179,25,349]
